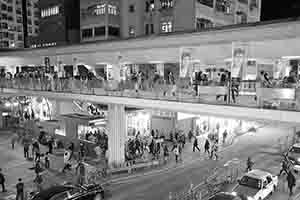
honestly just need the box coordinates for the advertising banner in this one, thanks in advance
[156,63,164,76]
[180,47,194,78]
[244,60,257,80]
[231,43,248,78]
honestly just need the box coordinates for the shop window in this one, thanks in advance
[94,4,105,15]
[108,5,117,15]
[94,26,105,36]
[196,18,213,30]
[197,0,213,7]
[160,0,173,9]
[129,26,135,37]
[129,4,135,12]
[108,26,120,36]
[82,28,93,38]
[161,21,172,33]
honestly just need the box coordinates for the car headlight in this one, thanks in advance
[247,197,255,200]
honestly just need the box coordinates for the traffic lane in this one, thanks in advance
[108,127,288,200]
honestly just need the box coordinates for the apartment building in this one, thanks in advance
[29,0,80,48]
[80,0,261,42]
[0,0,39,48]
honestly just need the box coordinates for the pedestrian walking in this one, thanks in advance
[11,133,18,149]
[62,150,72,173]
[76,161,85,185]
[287,170,296,196]
[23,142,29,159]
[79,142,85,159]
[0,168,7,192]
[193,137,200,152]
[174,145,179,163]
[163,144,169,163]
[246,157,254,172]
[204,139,210,155]
[44,153,50,169]
[279,158,289,176]
[16,178,24,200]
[33,173,43,192]
[222,130,228,144]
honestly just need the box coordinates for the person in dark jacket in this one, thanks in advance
[287,170,296,196]
[193,137,200,152]
[16,178,24,200]
[204,139,210,155]
[0,168,6,192]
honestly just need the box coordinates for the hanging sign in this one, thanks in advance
[231,43,248,78]
[180,47,194,78]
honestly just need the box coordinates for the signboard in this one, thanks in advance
[231,43,248,78]
[106,65,114,81]
[156,63,164,76]
[180,47,194,78]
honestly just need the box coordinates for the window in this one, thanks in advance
[145,24,149,35]
[7,6,12,12]
[27,10,32,16]
[17,34,23,41]
[8,24,15,31]
[197,0,213,8]
[28,20,32,25]
[1,22,8,29]
[108,26,119,36]
[1,14,8,20]
[16,8,22,15]
[129,4,135,12]
[34,28,39,34]
[0,41,9,48]
[160,0,173,9]
[108,5,117,15]
[161,21,172,33]
[41,6,59,18]
[17,25,22,32]
[28,26,32,34]
[34,11,40,18]
[250,0,258,10]
[7,15,13,21]
[34,20,38,26]
[8,33,14,40]
[94,26,105,36]
[238,0,248,4]
[216,0,231,13]
[94,4,105,15]
[82,28,93,38]
[17,17,22,23]
[1,4,7,11]
[129,26,135,36]
[196,18,213,30]
[145,0,155,12]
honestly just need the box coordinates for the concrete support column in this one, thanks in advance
[107,104,126,165]
[0,111,3,129]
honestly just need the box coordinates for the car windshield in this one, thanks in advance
[239,176,261,189]
[290,147,300,154]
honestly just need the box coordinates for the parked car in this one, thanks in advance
[286,143,300,172]
[208,192,245,200]
[30,183,105,200]
[232,169,278,200]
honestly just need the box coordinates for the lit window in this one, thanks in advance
[160,0,173,9]
[108,5,117,15]
[94,4,105,15]
[129,26,135,36]
[41,6,59,18]
[161,21,172,33]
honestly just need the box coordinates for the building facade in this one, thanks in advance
[0,0,39,48]
[80,0,261,41]
[29,0,80,48]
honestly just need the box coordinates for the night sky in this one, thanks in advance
[261,0,300,21]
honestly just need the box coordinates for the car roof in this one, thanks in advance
[245,169,270,179]
[292,143,300,148]
[208,192,240,200]
[32,185,74,200]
